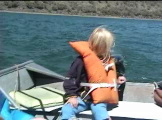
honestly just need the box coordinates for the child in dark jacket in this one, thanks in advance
[61,27,126,120]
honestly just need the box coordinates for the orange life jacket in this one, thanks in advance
[69,41,119,104]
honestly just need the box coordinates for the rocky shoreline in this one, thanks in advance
[1,10,162,22]
[0,1,162,19]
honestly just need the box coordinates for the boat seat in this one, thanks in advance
[9,86,65,109]
[29,101,162,120]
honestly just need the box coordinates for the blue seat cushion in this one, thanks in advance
[0,91,6,112]
[11,110,34,120]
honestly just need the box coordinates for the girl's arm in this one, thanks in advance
[63,56,84,101]
[113,55,126,101]
[113,55,125,78]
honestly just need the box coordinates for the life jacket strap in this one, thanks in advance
[80,79,117,100]
[104,63,114,71]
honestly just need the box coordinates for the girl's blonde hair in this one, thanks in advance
[88,26,114,62]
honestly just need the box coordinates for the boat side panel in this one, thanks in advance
[0,68,34,93]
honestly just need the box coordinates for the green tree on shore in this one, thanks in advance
[0,1,162,19]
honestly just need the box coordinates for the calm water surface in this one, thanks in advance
[0,12,162,83]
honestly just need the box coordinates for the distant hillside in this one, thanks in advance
[0,1,162,19]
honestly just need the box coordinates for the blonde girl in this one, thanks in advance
[61,26,126,120]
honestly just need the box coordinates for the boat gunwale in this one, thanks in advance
[0,60,33,77]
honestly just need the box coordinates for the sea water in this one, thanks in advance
[0,12,162,82]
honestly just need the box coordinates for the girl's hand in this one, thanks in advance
[66,97,78,108]
[117,76,126,85]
